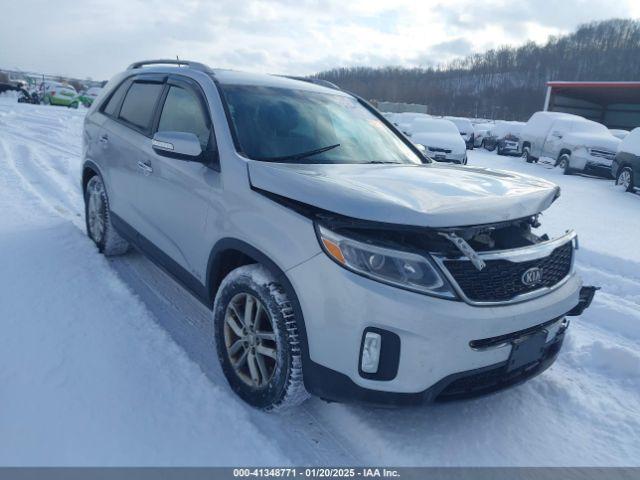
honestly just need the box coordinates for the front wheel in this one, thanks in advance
[522,147,534,163]
[615,166,634,192]
[214,264,309,410]
[558,154,573,175]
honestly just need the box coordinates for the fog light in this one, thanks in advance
[361,332,382,373]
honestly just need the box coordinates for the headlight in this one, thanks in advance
[316,224,455,298]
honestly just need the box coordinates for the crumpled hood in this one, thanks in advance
[565,132,621,152]
[248,162,560,227]
[410,132,466,154]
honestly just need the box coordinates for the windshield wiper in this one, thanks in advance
[255,143,341,162]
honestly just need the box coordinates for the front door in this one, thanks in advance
[135,76,220,285]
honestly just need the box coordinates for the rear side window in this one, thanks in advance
[102,81,130,117]
[157,86,210,148]
[118,82,163,131]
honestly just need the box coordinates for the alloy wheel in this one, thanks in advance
[224,293,278,388]
[617,169,632,190]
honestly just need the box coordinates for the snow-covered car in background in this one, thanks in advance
[41,82,79,108]
[483,121,525,156]
[520,111,620,176]
[410,117,467,164]
[612,127,640,193]
[519,111,579,162]
[77,87,103,107]
[546,118,620,176]
[445,116,474,149]
[609,128,629,140]
[473,122,492,147]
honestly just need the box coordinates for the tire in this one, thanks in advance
[461,154,468,165]
[84,175,129,255]
[615,166,634,192]
[214,264,309,411]
[522,146,534,163]
[558,154,573,175]
[497,145,503,156]
[69,102,79,109]
[481,140,486,149]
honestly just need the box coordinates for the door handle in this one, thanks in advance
[99,134,109,144]
[137,160,153,175]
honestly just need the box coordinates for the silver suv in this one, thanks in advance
[82,60,595,410]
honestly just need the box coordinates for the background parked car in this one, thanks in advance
[612,127,640,193]
[528,114,620,176]
[473,122,492,147]
[519,111,579,163]
[41,81,79,108]
[445,116,474,149]
[77,86,103,107]
[482,121,525,155]
[410,117,468,164]
[609,128,630,140]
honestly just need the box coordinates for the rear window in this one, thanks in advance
[118,82,163,131]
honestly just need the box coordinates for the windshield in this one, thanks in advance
[220,85,423,164]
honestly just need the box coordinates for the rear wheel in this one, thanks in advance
[84,175,129,255]
[615,166,634,192]
[214,264,309,410]
[522,146,534,163]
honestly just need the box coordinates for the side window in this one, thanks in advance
[102,80,130,117]
[157,85,211,149]
[118,82,164,131]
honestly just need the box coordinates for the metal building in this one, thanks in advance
[544,81,640,130]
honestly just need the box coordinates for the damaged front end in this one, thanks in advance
[314,211,595,312]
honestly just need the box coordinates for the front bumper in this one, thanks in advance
[572,151,614,177]
[287,251,583,405]
[429,151,466,164]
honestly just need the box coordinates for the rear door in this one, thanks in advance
[98,75,165,229]
[135,75,221,283]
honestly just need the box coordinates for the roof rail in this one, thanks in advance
[127,59,213,74]
[280,75,341,91]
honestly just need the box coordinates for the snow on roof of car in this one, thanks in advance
[411,117,460,135]
[618,127,640,154]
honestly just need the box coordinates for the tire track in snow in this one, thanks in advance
[0,102,359,465]
[3,99,639,466]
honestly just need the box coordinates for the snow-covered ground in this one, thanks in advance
[0,96,639,466]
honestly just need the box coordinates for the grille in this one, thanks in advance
[428,147,452,154]
[589,148,615,160]
[443,241,573,303]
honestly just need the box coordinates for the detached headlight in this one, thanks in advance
[316,224,455,298]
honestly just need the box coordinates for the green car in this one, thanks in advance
[42,82,79,108]
[77,87,103,107]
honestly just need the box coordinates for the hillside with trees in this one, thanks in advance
[315,19,640,120]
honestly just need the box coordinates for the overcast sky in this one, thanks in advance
[2,0,639,80]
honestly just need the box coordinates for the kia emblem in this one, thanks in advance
[521,267,543,286]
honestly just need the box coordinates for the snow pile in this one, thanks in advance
[0,99,639,466]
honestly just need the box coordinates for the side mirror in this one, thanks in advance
[152,131,202,160]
